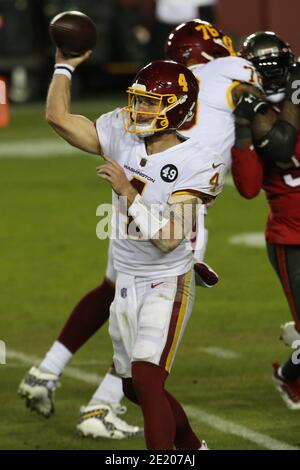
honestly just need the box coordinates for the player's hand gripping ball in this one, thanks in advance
[49,11,97,58]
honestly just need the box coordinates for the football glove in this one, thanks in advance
[234,93,269,122]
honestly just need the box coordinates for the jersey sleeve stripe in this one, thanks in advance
[226,80,240,110]
[172,189,215,203]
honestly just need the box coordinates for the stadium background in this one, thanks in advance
[1,0,300,450]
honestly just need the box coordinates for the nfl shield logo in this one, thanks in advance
[121,288,127,298]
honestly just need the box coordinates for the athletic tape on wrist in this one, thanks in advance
[128,194,169,239]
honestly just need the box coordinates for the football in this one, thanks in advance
[49,11,97,58]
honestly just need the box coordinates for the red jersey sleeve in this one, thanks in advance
[231,145,264,199]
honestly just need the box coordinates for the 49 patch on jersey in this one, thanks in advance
[160,164,178,183]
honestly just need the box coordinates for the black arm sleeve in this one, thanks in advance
[255,120,298,163]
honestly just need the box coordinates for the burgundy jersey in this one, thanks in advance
[232,130,300,244]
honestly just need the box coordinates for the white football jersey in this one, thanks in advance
[180,56,263,169]
[95,109,226,277]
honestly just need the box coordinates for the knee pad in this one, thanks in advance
[133,309,167,363]
[133,339,159,362]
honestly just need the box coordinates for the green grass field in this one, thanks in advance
[1,97,299,450]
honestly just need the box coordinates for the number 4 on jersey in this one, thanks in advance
[209,172,220,191]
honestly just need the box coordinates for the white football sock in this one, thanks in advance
[89,372,124,406]
[39,341,72,376]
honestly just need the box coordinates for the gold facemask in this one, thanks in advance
[122,85,178,135]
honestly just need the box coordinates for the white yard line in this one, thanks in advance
[229,232,265,248]
[7,349,102,385]
[65,359,110,366]
[198,347,240,359]
[184,406,300,451]
[7,348,299,450]
[0,140,84,158]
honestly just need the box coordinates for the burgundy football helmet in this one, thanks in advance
[165,19,235,67]
[123,60,199,136]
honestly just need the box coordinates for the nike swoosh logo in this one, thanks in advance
[151,282,164,289]
[212,162,225,169]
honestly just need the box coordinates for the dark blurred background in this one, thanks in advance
[0,0,299,104]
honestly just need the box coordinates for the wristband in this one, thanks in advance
[54,63,75,80]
